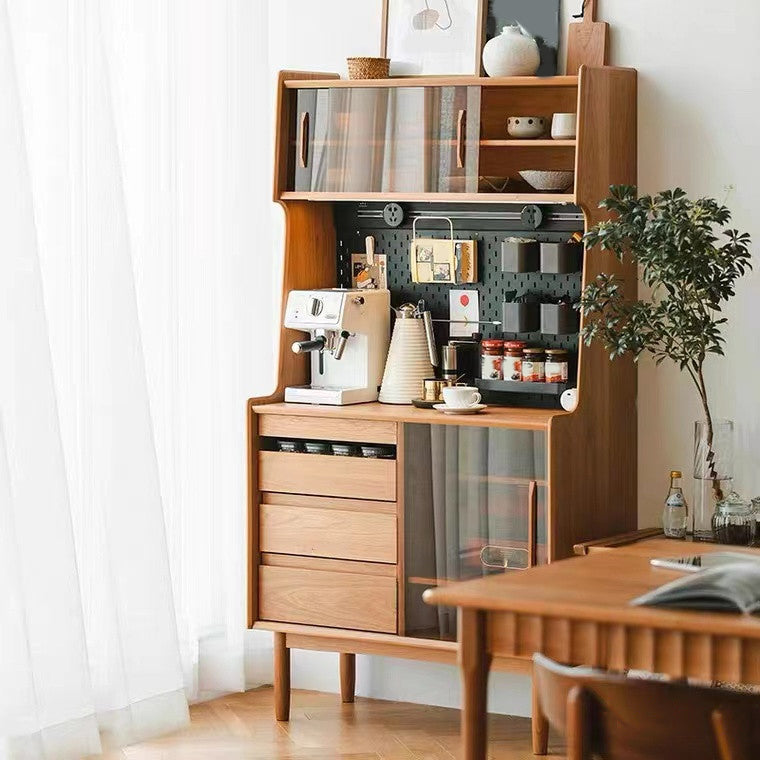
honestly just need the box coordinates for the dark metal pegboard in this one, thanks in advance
[334,201,583,356]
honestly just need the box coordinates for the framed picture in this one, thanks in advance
[381,0,486,76]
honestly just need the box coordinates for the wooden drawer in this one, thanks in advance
[259,555,396,633]
[260,493,396,563]
[258,414,396,445]
[258,451,396,501]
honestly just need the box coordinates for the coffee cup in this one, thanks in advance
[442,385,481,409]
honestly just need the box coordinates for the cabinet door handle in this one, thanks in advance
[528,480,538,567]
[456,109,466,169]
[299,111,310,168]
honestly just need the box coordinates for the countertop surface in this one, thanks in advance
[250,400,569,431]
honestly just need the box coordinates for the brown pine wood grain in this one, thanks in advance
[260,501,397,563]
[258,414,397,445]
[259,564,397,633]
[258,451,396,502]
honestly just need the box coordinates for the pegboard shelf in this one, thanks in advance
[475,379,569,396]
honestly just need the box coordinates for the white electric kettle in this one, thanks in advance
[379,303,438,405]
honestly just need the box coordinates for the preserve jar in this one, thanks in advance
[712,492,755,546]
[481,339,504,380]
[503,340,525,382]
[545,349,569,383]
[521,348,545,382]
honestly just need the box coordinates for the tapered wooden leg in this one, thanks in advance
[274,632,291,721]
[566,686,590,760]
[531,675,550,755]
[340,653,356,703]
[459,609,491,760]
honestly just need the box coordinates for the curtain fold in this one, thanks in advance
[1,0,272,755]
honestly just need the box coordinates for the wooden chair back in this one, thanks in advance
[533,653,760,760]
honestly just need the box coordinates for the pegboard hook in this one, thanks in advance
[411,215,454,243]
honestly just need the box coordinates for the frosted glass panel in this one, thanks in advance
[293,86,480,194]
[404,424,547,641]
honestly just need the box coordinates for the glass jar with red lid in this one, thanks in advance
[503,340,526,382]
[481,339,504,380]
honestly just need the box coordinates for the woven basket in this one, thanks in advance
[347,57,390,80]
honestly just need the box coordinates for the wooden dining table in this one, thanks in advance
[424,537,760,760]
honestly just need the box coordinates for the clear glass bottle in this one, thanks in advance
[663,470,688,539]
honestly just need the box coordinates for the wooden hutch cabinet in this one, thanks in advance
[249,66,637,721]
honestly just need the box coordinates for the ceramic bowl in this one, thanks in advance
[519,170,574,192]
[507,116,546,139]
[478,176,510,193]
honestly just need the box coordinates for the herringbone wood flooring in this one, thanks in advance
[98,687,566,759]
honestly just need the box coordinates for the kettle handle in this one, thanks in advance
[421,310,439,367]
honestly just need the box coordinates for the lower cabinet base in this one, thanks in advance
[258,622,533,723]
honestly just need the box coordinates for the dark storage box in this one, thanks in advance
[501,240,539,273]
[541,303,580,335]
[502,301,540,333]
[540,242,583,274]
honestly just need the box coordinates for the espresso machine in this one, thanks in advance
[284,289,390,405]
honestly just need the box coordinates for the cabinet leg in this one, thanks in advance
[459,609,491,760]
[274,632,291,721]
[531,676,549,755]
[340,653,356,703]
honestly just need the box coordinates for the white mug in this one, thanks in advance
[442,385,481,409]
[551,112,577,140]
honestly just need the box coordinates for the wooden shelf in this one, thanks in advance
[284,75,579,90]
[251,401,568,432]
[480,139,576,147]
[280,191,576,205]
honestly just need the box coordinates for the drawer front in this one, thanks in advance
[258,414,396,445]
[259,563,396,633]
[258,451,396,501]
[260,497,396,564]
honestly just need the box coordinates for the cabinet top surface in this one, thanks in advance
[284,75,580,89]
[250,401,566,431]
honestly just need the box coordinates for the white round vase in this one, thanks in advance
[482,25,540,78]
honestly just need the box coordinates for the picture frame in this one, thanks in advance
[381,0,487,76]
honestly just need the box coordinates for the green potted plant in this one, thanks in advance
[578,186,752,540]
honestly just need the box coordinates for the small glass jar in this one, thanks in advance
[751,497,760,546]
[545,349,569,383]
[521,348,545,382]
[481,339,504,380]
[712,491,755,546]
[503,340,525,382]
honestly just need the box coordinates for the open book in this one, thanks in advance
[632,562,760,614]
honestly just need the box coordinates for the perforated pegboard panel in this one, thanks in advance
[334,202,585,407]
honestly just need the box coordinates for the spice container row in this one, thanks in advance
[265,438,396,459]
[501,238,583,274]
[481,340,570,384]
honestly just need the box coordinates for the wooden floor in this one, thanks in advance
[101,688,565,759]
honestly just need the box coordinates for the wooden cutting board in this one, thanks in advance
[566,0,609,74]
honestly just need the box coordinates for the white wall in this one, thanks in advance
[256,0,760,717]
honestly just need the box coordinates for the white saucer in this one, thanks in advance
[433,403,488,415]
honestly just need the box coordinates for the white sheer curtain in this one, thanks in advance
[0,0,274,756]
